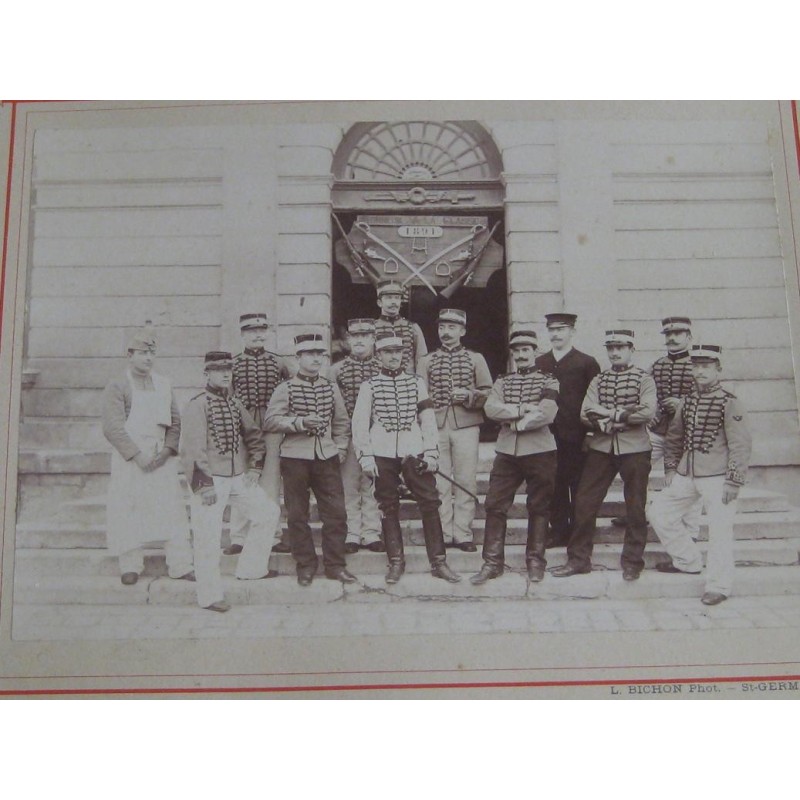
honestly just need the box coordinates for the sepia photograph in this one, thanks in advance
[1,99,799,698]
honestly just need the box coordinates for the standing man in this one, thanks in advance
[649,345,751,605]
[328,318,383,554]
[535,313,601,547]
[103,328,194,586]
[374,279,428,375]
[265,333,356,586]
[352,331,461,585]
[470,326,560,585]
[180,352,281,613]
[229,312,292,555]
[552,330,657,581]
[417,309,492,552]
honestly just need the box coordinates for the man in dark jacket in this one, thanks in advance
[535,313,601,546]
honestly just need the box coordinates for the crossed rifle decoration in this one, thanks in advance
[333,214,500,298]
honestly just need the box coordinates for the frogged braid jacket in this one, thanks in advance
[179,386,266,493]
[581,366,657,454]
[417,346,492,429]
[663,384,752,486]
[264,374,350,460]
[484,369,559,456]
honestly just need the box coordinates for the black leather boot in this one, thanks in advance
[382,515,405,584]
[470,514,505,585]
[422,513,462,582]
[526,516,548,582]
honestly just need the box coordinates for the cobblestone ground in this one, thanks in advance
[11,594,800,641]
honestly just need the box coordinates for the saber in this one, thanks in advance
[433,468,481,506]
[355,221,438,295]
[400,224,486,288]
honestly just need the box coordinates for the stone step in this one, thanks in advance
[14,509,800,550]
[13,565,800,607]
[40,482,790,527]
[19,419,109,450]
[13,539,800,580]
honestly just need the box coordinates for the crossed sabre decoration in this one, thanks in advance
[333,215,500,298]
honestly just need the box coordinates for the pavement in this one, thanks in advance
[11,584,800,641]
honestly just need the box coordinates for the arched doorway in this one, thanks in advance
[330,121,507,395]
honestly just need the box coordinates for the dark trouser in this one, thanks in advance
[374,456,446,565]
[568,449,651,572]
[550,434,586,537]
[483,451,557,568]
[280,456,347,574]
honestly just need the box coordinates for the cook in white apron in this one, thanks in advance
[106,371,194,579]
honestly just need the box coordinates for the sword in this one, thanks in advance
[402,455,481,505]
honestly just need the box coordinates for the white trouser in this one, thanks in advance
[649,473,738,596]
[341,440,381,545]
[648,431,701,535]
[189,474,280,608]
[229,431,284,546]
[118,531,194,578]
[436,419,480,544]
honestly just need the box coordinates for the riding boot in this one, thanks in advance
[382,514,405,584]
[470,513,505,585]
[526,516,548,582]
[422,512,461,582]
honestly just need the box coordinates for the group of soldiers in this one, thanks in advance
[102,279,752,613]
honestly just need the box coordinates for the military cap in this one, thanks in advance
[294,333,327,353]
[375,331,405,351]
[604,329,635,346]
[240,313,269,331]
[690,344,722,363]
[545,312,578,329]
[347,318,376,334]
[438,308,467,326]
[661,316,692,334]
[376,279,406,298]
[508,324,538,349]
[204,351,233,369]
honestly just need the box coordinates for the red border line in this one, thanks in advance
[2,674,799,697]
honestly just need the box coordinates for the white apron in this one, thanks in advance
[106,372,191,555]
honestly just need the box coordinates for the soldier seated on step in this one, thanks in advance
[470,325,559,586]
[102,327,194,587]
[551,329,657,582]
[179,352,281,613]
[264,333,357,588]
[351,331,461,586]
[649,345,752,606]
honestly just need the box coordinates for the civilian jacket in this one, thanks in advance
[535,348,601,443]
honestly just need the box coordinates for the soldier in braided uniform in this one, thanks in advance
[265,333,356,586]
[228,313,292,555]
[328,319,383,554]
[418,309,492,552]
[470,326,559,585]
[552,330,657,580]
[649,345,752,606]
[351,331,461,585]
[374,279,428,375]
[179,352,281,613]
[612,315,699,531]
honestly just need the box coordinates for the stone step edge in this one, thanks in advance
[15,508,800,535]
[14,566,800,607]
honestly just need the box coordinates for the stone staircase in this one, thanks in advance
[12,417,800,609]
